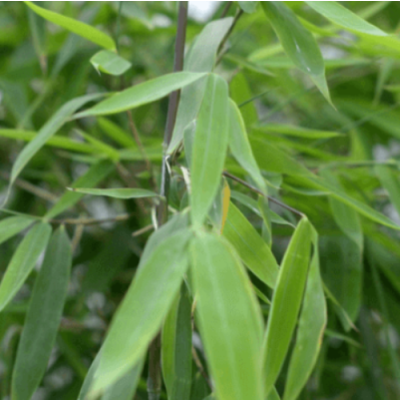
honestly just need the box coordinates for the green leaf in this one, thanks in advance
[228,99,267,194]
[76,130,120,160]
[375,165,400,217]
[223,202,279,288]
[0,216,35,246]
[97,118,136,148]
[24,1,116,49]
[2,93,105,207]
[89,229,191,395]
[190,232,264,400]
[168,17,233,153]
[306,1,388,36]
[238,1,259,14]
[162,284,192,400]
[263,218,312,396]
[283,228,327,400]
[69,187,159,199]
[0,222,52,312]
[257,124,343,139]
[90,50,131,76]
[261,1,331,104]
[190,74,229,229]
[12,226,72,400]
[75,72,206,118]
[45,160,114,220]
[0,129,98,154]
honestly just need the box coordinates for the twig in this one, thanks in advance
[132,224,154,237]
[0,171,58,203]
[222,171,305,217]
[148,4,189,400]
[49,213,135,226]
[220,1,233,18]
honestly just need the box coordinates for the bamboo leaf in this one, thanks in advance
[190,232,264,400]
[263,218,312,396]
[191,74,229,229]
[223,202,279,288]
[12,226,72,400]
[283,228,327,400]
[0,216,35,246]
[97,118,136,148]
[375,165,400,217]
[68,187,159,199]
[75,72,206,118]
[257,124,343,139]
[90,50,131,76]
[45,160,114,220]
[2,93,105,207]
[168,17,233,153]
[162,284,192,400]
[76,130,120,160]
[0,222,52,312]
[24,1,116,49]
[228,99,267,194]
[89,229,191,395]
[306,1,388,36]
[261,1,331,104]
[238,1,259,14]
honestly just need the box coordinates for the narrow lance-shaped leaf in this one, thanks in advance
[257,124,343,139]
[0,216,35,246]
[45,160,114,220]
[191,232,264,400]
[168,17,233,153]
[162,284,192,400]
[239,1,259,14]
[89,229,191,395]
[283,226,327,400]
[75,72,206,118]
[90,50,131,76]
[68,187,159,199]
[375,165,400,218]
[24,1,116,49]
[261,1,331,104]
[306,1,388,37]
[12,226,72,400]
[228,99,267,194]
[263,217,312,396]
[191,74,229,229]
[0,222,52,312]
[223,202,279,288]
[2,93,105,207]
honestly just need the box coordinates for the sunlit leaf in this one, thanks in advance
[0,222,52,312]
[24,1,116,49]
[90,50,131,76]
[12,226,72,400]
[190,74,229,229]
[68,187,159,199]
[238,1,258,14]
[223,202,279,288]
[89,229,191,395]
[263,217,312,396]
[0,216,35,246]
[75,72,206,118]
[191,232,264,400]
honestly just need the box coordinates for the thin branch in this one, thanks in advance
[222,171,305,218]
[220,1,233,18]
[132,224,153,237]
[49,212,135,226]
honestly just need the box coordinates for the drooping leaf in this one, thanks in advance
[0,222,52,312]
[68,187,159,199]
[45,160,114,220]
[0,216,35,246]
[12,226,72,400]
[306,1,388,37]
[168,17,233,153]
[223,202,279,288]
[75,72,206,118]
[3,93,105,207]
[24,1,116,49]
[263,217,312,396]
[238,1,259,14]
[90,50,131,76]
[261,1,331,104]
[191,232,264,400]
[162,284,192,400]
[283,228,327,400]
[190,74,229,229]
[89,229,191,395]
[228,99,267,194]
